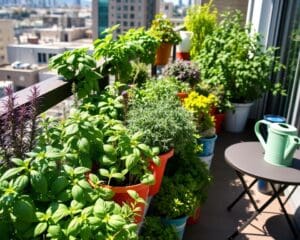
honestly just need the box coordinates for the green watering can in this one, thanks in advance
[255,120,300,166]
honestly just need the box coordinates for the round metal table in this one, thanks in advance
[224,141,300,239]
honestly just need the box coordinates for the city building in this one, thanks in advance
[160,1,175,19]
[0,20,14,66]
[92,0,160,39]
[0,63,48,89]
[7,39,92,65]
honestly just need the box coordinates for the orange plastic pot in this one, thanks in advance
[149,148,174,196]
[176,92,188,103]
[187,207,201,225]
[85,173,149,224]
[155,43,172,65]
[176,52,190,60]
[110,183,149,223]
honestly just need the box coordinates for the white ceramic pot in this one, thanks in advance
[224,102,254,133]
[177,31,192,53]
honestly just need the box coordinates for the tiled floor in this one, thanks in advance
[183,126,300,240]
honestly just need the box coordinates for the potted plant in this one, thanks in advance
[0,145,139,239]
[170,152,212,224]
[148,14,181,65]
[163,60,200,101]
[184,0,218,59]
[197,11,285,132]
[93,26,159,83]
[139,216,179,240]
[127,79,198,196]
[58,103,159,223]
[151,177,198,240]
[183,91,218,157]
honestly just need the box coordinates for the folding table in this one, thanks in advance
[225,141,300,239]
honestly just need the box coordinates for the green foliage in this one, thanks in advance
[184,1,218,58]
[127,78,196,155]
[152,177,198,219]
[93,26,159,82]
[172,154,212,205]
[128,62,150,87]
[148,14,181,44]
[0,149,138,239]
[197,11,285,108]
[49,48,102,99]
[139,216,179,240]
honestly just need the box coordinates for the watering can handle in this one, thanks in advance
[254,120,270,149]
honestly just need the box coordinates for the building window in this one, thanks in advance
[117,13,121,19]
[123,13,128,19]
[130,14,135,19]
[130,6,134,11]
[123,5,128,11]
[117,6,121,11]
[138,5,141,11]
[38,53,47,63]
[131,0,135,2]
[130,22,135,27]
[123,21,128,26]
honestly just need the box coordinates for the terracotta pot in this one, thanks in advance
[214,112,225,134]
[110,183,149,223]
[155,43,172,65]
[187,207,201,225]
[149,148,174,196]
[176,52,190,60]
[86,173,149,224]
[176,92,188,103]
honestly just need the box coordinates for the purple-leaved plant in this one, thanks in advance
[164,60,200,87]
[0,86,40,168]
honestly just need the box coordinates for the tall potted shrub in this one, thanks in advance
[148,14,181,65]
[197,11,285,132]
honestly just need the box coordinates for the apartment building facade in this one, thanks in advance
[92,0,160,39]
[0,20,14,66]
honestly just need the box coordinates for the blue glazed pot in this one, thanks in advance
[161,216,188,240]
[198,134,218,157]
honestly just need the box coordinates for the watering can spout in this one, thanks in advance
[284,136,300,161]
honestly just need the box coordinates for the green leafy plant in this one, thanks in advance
[127,96,197,155]
[197,11,285,108]
[184,0,218,58]
[49,48,102,99]
[148,14,181,44]
[152,177,198,219]
[0,148,138,239]
[93,26,159,83]
[139,216,179,240]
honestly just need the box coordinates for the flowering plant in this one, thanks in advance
[183,91,217,137]
[163,60,200,87]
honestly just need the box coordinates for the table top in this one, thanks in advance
[225,142,300,185]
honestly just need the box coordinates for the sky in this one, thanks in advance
[165,0,189,5]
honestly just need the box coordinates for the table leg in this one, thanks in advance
[270,183,298,239]
[227,176,258,211]
[228,184,289,239]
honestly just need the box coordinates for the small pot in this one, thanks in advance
[176,92,188,103]
[155,43,172,65]
[149,148,174,196]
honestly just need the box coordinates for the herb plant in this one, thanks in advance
[139,216,179,240]
[197,11,285,108]
[148,14,181,44]
[0,148,139,239]
[0,86,40,169]
[49,48,102,99]
[164,60,200,88]
[184,0,218,58]
[93,26,159,83]
[152,177,198,219]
